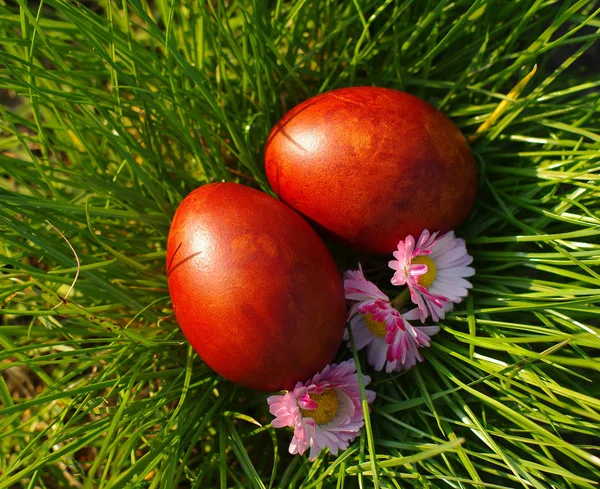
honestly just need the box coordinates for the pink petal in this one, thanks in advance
[405,235,415,258]
[408,263,428,276]
[298,394,318,410]
[390,272,407,286]
[403,308,421,321]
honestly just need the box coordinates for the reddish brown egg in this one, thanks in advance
[166,183,346,392]
[265,86,477,253]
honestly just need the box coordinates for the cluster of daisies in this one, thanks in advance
[267,230,474,461]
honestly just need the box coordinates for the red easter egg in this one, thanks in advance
[265,86,477,253]
[166,183,346,392]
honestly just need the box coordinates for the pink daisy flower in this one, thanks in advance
[267,360,375,461]
[388,230,474,322]
[343,266,440,371]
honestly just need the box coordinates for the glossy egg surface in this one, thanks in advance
[265,86,477,253]
[166,182,346,391]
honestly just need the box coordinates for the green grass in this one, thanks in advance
[1,0,599,487]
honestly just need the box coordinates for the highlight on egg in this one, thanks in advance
[166,183,347,392]
[265,86,477,253]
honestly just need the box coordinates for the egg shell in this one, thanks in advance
[166,182,346,392]
[265,86,477,253]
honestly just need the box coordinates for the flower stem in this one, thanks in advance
[391,287,410,309]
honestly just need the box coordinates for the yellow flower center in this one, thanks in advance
[411,256,437,288]
[300,389,339,425]
[364,314,387,338]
